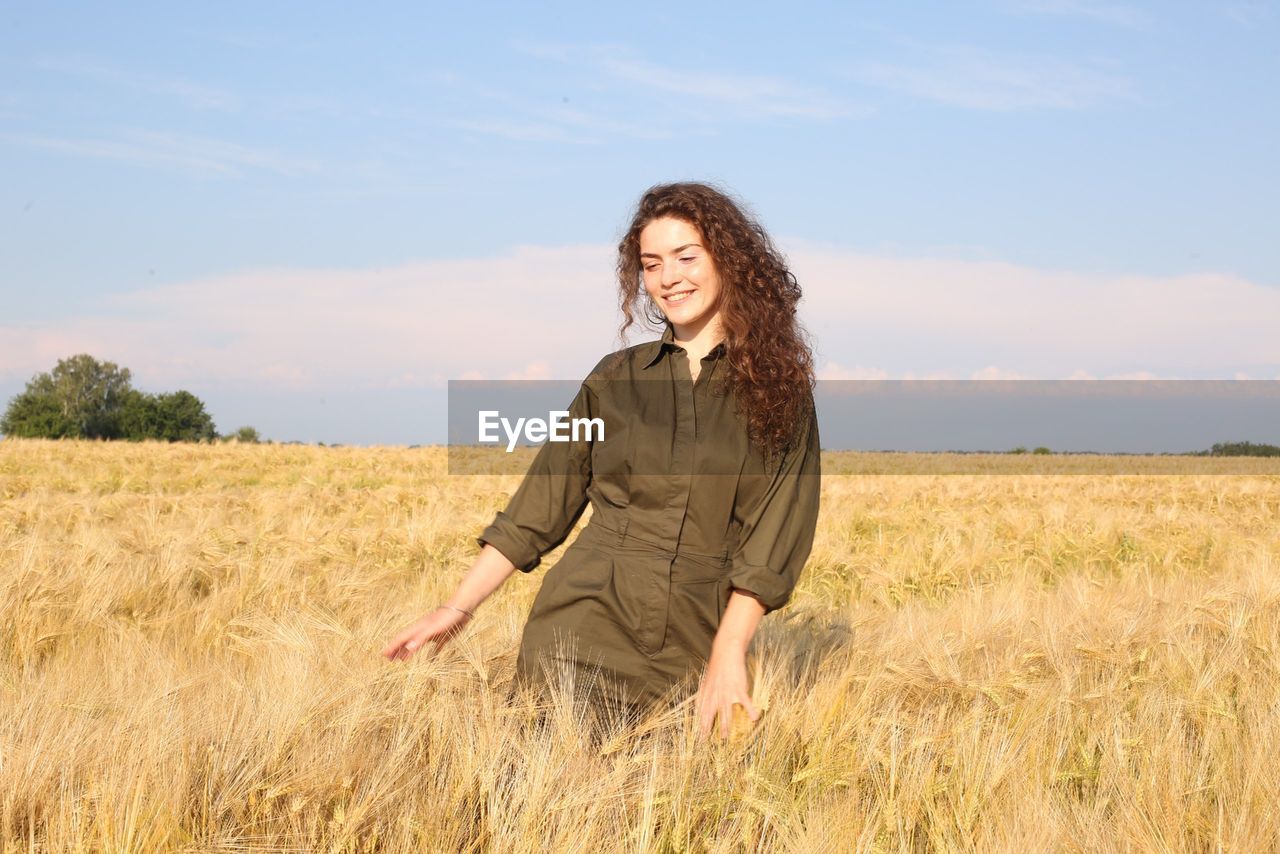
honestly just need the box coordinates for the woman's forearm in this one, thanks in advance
[711,588,766,656]
[443,544,518,613]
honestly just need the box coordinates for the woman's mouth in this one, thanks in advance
[664,290,695,304]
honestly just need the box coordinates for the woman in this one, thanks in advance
[382,181,821,739]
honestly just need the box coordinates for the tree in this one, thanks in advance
[2,354,132,439]
[117,389,161,440]
[1,354,219,442]
[1208,440,1280,457]
[0,389,77,438]
[118,389,218,442]
[226,426,262,443]
[151,391,217,442]
[48,354,134,438]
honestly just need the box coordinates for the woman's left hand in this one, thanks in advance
[694,642,761,740]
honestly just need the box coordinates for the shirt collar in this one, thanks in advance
[641,322,726,370]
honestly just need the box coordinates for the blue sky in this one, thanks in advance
[2,1,1277,445]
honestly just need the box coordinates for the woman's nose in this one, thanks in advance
[661,264,683,287]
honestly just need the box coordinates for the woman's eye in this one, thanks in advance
[680,256,695,262]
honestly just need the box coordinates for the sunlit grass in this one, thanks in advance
[2,439,1278,850]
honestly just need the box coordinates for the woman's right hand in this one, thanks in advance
[381,606,473,662]
[381,545,516,662]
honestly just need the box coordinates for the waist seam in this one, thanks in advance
[585,518,730,565]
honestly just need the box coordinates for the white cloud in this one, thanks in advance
[424,55,680,144]
[1103,370,1166,380]
[0,245,626,391]
[1223,2,1274,26]
[787,237,1280,377]
[425,41,867,149]
[597,56,858,120]
[1003,0,1146,26]
[901,370,964,380]
[816,362,890,380]
[3,241,1278,394]
[970,366,1034,380]
[510,41,866,123]
[851,45,1135,111]
[438,117,600,145]
[0,129,322,177]
[33,57,240,111]
[504,361,552,381]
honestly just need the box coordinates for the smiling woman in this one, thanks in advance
[382,181,821,740]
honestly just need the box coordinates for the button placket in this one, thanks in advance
[659,351,699,654]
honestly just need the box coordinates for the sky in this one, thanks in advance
[2,1,1277,445]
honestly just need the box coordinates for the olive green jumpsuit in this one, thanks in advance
[477,323,822,718]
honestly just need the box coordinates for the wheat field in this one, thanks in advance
[2,439,1278,852]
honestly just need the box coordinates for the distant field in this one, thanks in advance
[2,439,1279,850]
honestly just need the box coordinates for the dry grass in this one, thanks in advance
[2,438,1279,851]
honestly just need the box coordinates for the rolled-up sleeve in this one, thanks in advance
[725,403,822,614]
[476,380,596,572]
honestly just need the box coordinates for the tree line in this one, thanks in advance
[1,354,261,443]
[1194,440,1280,457]
[1009,443,1280,456]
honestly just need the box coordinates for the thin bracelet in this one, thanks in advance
[438,604,474,618]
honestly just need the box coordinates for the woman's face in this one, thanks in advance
[639,216,722,333]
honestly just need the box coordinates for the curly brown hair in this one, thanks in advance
[615,181,815,461]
